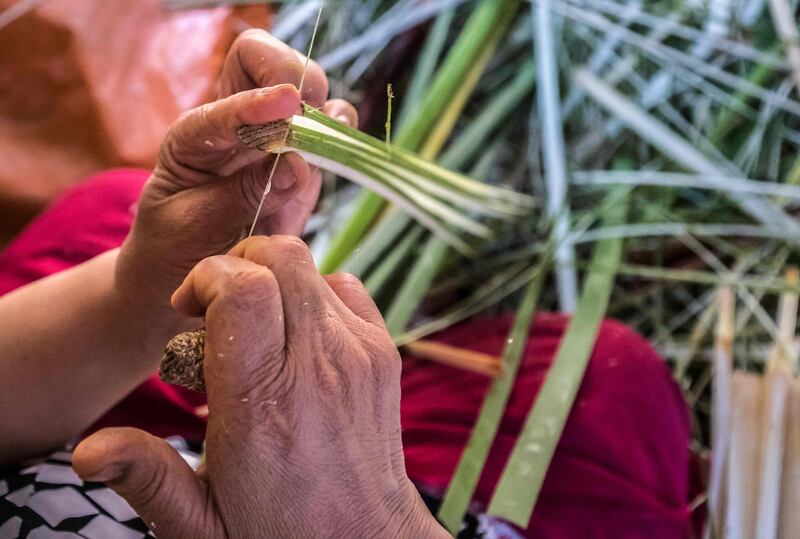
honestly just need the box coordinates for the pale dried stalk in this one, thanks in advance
[756,268,798,537]
[757,371,788,538]
[403,340,502,378]
[726,371,764,539]
[767,267,800,374]
[708,287,734,538]
[778,379,800,538]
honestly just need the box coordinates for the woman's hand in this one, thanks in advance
[74,236,448,539]
[116,30,358,323]
[0,31,360,464]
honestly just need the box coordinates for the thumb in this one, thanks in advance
[73,427,218,538]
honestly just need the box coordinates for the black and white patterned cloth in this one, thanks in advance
[0,438,200,539]
[1,441,521,539]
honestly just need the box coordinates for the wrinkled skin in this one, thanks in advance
[74,237,448,539]
[115,29,358,321]
[71,30,448,539]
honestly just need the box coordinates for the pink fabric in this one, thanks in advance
[0,169,693,537]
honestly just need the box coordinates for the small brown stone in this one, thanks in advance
[160,328,207,393]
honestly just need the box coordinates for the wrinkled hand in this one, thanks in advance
[74,236,448,539]
[116,30,357,320]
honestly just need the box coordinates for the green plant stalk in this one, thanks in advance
[339,209,410,276]
[294,108,528,207]
[394,0,520,149]
[487,187,631,528]
[385,83,394,149]
[364,226,425,296]
[384,236,450,336]
[707,43,781,146]
[319,0,521,273]
[240,107,533,253]
[396,7,455,129]
[339,61,536,279]
[437,242,554,533]
[393,260,533,347]
[288,126,525,218]
[381,41,530,333]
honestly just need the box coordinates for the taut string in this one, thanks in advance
[247,0,326,237]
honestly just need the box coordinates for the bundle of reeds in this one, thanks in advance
[709,270,800,538]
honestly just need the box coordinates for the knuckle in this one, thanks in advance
[273,56,304,83]
[237,28,267,44]
[194,255,229,280]
[246,269,280,299]
[331,272,363,288]
[272,235,311,261]
[240,235,272,264]
[219,268,277,303]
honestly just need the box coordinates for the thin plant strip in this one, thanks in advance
[436,239,554,533]
[487,186,630,527]
[340,60,536,282]
[402,340,502,378]
[237,104,533,254]
[708,287,735,536]
[380,9,522,334]
[755,268,799,537]
[535,0,578,311]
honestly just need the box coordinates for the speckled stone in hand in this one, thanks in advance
[160,329,207,393]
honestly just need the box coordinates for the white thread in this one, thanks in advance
[248,0,326,238]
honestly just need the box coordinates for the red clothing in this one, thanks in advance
[0,169,692,537]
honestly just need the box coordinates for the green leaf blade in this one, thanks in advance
[486,187,631,528]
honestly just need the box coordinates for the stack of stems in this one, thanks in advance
[319,0,521,274]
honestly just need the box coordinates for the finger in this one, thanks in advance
[227,236,330,336]
[160,84,300,187]
[322,99,359,128]
[171,255,288,403]
[324,273,384,327]
[235,151,312,218]
[172,255,281,321]
[146,151,312,254]
[257,164,322,236]
[221,29,328,107]
[73,428,216,539]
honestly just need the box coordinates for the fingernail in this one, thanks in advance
[257,83,296,96]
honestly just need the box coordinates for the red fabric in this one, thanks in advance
[401,316,692,538]
[0,169,693,537]
[0,169,207,441]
